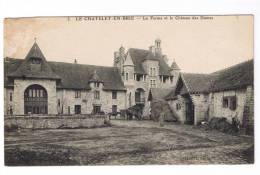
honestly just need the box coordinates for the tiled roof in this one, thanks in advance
[210,59,253,92]
[165,59,253,100]
[7,43,60,80]
[170,61,180,70]
[181,73,214,93]
[128,48,171,76]
[5,58,126,91]
[148,88,173,101]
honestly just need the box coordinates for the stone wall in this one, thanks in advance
[57,88,126,114]
[4,115,106,129]
[191,94,209,125]
[168,95,188,123]
[209,88,247,124]
[13,79,57,115]
[4,88,14,115]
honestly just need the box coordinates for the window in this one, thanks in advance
[9,92,12,101]
[112,105,117,114]
[222,96,237,110]
[150,79,156,88]
[223,97,229,108]
[68,106,71,115]
[31,57,41,64]
[75,90,81,98]
[112,91,117,99]
[176,103,181,110]
[125,72,128,81]
[94,82,100,88]
[150,67,156,76]
[75,105,81,114]
[94,91,100,99]
[93,105,101,114]
[58,99,61,107]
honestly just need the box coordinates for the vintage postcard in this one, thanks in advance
[4,15,254,165]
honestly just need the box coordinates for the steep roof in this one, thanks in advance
[181,73,214,93]
[165,59,253,100]
[7,43,60,80]
[210,59,254,92]
[170,61,180,70]
[148,88,173,101]
[89,70,103,83]
[5,58,126,91]
[128,48,171,76]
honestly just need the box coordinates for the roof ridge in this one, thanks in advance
[48,60,118,69]
[211,59,253,75]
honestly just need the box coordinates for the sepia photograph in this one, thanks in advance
[3,15,254,166]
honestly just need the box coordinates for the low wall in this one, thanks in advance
[4,114,107,129]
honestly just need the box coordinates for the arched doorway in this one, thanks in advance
[135,88,145,104]
[24,84,48,114]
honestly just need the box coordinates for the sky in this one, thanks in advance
[4,15,253,73]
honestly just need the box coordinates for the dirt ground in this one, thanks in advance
[5,120,254,165]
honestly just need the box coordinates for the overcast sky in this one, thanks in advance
[4,15,253,73]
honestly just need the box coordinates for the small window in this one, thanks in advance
[125,72,129,81]
[229,96,237,110]
[222,96,237,110]
[94,82,100,88]
[112,91,117,99]
[112,105,117,114]
[75,90,81,98]
[223,97,229,108]
[150,79,156,88]
[176,103,181,110]
[75,105,81,114]
[58,99,61,107]
[94,91,100,99]
[9,92,13,101]
[31,57,41,64]
[93,105,101,114]
[68,106,71,115]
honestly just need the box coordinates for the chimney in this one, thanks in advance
[149,46,155,55]
[155,38,162,55]
[119,46,125,57]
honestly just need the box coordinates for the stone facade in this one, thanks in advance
[114,39,180,116]
[56,88,126,115]
[168,87,252,126]
[5,115,106,129]
[209,89,247,123]
[12,79,57,115]
[4,39,178,117]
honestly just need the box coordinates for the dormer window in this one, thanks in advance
[94,82,100,88]
[30,57,42,72]
[31,57,41,64]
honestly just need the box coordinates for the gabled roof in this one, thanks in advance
[128,48,171,76]
[181,73,214,93]
[89,70,103,83]
[210,59,253,92]
[5,58,126,91]
[7,42,60,80]
[170,61,180,70]
[148,88,173,101]
[165,59,253,100]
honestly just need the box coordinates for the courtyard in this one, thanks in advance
[5,120,254,165]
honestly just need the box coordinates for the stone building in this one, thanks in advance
[113,39,180,116]
[165,59,254,129]
[4,39,180,116]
